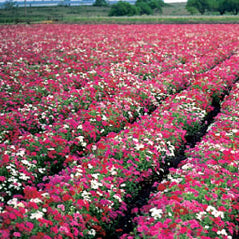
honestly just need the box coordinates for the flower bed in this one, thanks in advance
[2,24,237,203]
[2,56,239,237]
[1,24,239,238]
[122,85,239,239]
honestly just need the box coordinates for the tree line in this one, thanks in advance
[100,0,239,16]
[94,0,164,16]
[186,0,239,15]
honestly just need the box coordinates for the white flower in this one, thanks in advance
[7,198,19,208]
[41,193,49,198]
[149,208,163,219]
[88,229,96,236]
[82,191,91,201]
[113,194,122,202]
[102,115,108,121]
[135,143,144,150]
[30,198,42,203]
[21,160,32,167]
[16,149,25,157]
[19,173,30,181]
[196,211,206,221]
[38,168,46,174]
[76,136,84,142]
[206,206,224,218]
[30,211,44,220]
[91,180,102,190]
[109,166,117,175]
[88,164,93,169]
[182,163,193,170]
[217,229,228,236]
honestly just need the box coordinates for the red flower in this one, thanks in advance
[24,186,41,199]
[62,194,71,202]
[157,183,166,191]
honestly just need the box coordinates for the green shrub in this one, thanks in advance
[109,1,138,16]
[93,0,109,7]
[136,2,153,15]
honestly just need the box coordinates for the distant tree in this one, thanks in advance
[208,0,228,15]
[93,0,109,7]
[186,0,209,15]
[135,0,164,14]
[136,1,153,15]
[227,0,239,15]
[148,0,164,10]
[186,6,198,14]
[109,1,138,16]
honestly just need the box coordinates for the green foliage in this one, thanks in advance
[186,6,198,15]
[186,0,209,14]
[93,0,109,7]
[208,0,228,15]
[109,1,138,16]
[227,0,239,15]
[149,0,164,10]
[109,0,163,16]
[135,0,163,15]
[136,1,153,15]
[187,0,239,15]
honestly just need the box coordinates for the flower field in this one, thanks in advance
[0,24,239,238]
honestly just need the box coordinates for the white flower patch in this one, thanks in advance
[77,124,83,130]
[113,194,122,202]
[82,191,91,201]
[135,143,144,151]
[7,198,24,208]
[91,179,103,190]
[109,166,117,176]
[41,192,50,198]
[149,208,163,220]
[76,135,87,147]
[196,211,206,221]
[29,197,42,204]
[88,164,93,169]
[16,148,26,157]
[181,163,194,170]
[30,210,44,220]
[38,168,46,174]
[206,205,224,218]
[178,102,206,121]
[88,229,96,236]
[217,229,229,236]
[19,173,30,181]
[231,128,238,134]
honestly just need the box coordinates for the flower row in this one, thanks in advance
[122,82,239,238]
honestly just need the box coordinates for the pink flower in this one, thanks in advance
[13,232,21,237]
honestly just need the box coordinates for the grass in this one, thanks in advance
[0,3,239,24]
